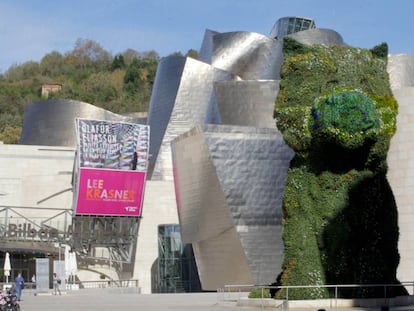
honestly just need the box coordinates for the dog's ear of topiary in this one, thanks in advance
[370,42,388,59]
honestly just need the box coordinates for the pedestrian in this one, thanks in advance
[31,274,36,289]
[14,273,24,301]
[53,273,61,295]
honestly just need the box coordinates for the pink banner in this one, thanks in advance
[75,168,145,217]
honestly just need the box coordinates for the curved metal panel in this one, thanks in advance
[388,54,414,91]
[151,57,235,181]
[171,126,235,243]
[203,125,293,227]
[207,31,284,80]
[198,29,220,64]
[192,228,254,290]
[147,56,186,178]
[171,125,294,289]
[20,99,140,147]
[213,80,280,128]
[288,28,345,46]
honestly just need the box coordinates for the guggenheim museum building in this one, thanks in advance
[0,16,413,294]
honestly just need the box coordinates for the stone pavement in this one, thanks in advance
[15,288,414,311]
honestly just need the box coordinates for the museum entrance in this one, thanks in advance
[0,251,49,286]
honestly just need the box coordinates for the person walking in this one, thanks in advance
[53,273,61,295]
[14,273,24,301]
[31,274,36,289]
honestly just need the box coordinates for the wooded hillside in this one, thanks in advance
[0,38,198,144]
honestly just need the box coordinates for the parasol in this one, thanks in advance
[65,246,78,285]
[68,251,78,284]
[3,252,11,284]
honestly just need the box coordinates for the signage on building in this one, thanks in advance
[0,222,71,243]
[75,168,145,216]
[74,118,149,217]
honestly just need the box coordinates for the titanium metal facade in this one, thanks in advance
[147,16,352,291]
[20,99,143,147]
[147,56,236,181]
[213,80,280,128]
[288,28,344,46]
[171,125,294,288]
[199,31,284,80]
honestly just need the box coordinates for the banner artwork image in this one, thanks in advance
[74,118,149,217]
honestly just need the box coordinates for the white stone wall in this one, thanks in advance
[387,87,414,292]
[0,144,75,223]
[133,180,178,293]
[0,144,181,293]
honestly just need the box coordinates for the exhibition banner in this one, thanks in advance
[74,118,149,217]
[75,167,146,217]
[76,118,149,171]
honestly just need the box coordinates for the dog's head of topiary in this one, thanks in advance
[310,89,381,149]
[275,39,397,171]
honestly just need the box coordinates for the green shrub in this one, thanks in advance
[370,42,388,59]
[248,288,271,299]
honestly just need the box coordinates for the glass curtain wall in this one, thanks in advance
[270,17,315,39]
[157,224,201,293]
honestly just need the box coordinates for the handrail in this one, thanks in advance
[0,279,140,290]
[74,279,140,289]
[217,282,414,306]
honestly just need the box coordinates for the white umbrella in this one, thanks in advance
[68,252,78,284]
[64,245,70,280]
[64,247,78,285]
[4,252,11,284]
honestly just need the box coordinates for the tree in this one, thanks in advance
[0,37,188,143]
[68,38,112,70]
[168,51,183,57]
[124,56,157,86]
[79,72,119,103]
[122,49,140,67]
[4,61,40,81]
[40,51,65,77]
[111,54,125,71]
[186,49,199,59]
[140,50,160,62]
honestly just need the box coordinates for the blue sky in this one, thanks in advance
[1,0,413,73]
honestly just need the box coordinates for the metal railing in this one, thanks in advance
[78,279,139,289]
[217,282,414,309]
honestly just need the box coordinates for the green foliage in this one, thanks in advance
[283,37,311,57]
[111,54,125,71]
[370,42,388,59]
[275,39,405,299]
[186,49,199,59]
[276,44,391,111]
[277,168,351,299]
[0,38,161,144]
[274,106,312,151]
[0,126,21,144]
[310,89,381,149]
[248,288,271,299]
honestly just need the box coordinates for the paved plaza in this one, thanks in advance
[14,289,414,311]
